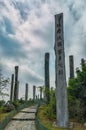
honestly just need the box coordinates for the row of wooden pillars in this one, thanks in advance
[10,66,43,102]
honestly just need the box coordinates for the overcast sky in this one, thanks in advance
[0,0,86,100]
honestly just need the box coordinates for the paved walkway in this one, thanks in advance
[4,105,38,130]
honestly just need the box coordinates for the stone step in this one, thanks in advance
[20,111,36,113]
[12,118,35,121]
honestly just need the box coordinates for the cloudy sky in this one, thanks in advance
[0,0,86,100]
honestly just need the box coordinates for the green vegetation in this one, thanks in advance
[0,99,34,123]
[68,61,86,123]
[0,68,9,99]
[43,87,56,120]
[0,101,10,123]
[37,105,86,130]
[37,105,69,130]
[0,100,35,130]
[37,60,86,130]
[0,113,9,123]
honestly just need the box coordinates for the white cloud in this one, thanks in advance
[0,0,86,100]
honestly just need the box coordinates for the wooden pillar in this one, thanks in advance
[69,55,74,79]
[14,66,19,101]
[25,83,28,101]
[45,52,50,103]
[10,74,14,102]
[40,87,42,99]
[54,13,68,127]
[16,81,19,100]
[81,58,85,71]
[33,85,36,101]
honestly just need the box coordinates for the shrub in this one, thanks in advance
[3,101,15,112]
[0,100,5,107]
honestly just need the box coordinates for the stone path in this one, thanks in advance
[4,105,38,130]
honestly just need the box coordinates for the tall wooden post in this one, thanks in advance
[40,87,42,99]
[10,74,14,102]
[25,83,28,101]
[14,66,19,101]
[54,13,68,127]
[45,52,50,103]
[16,81,19,100]
[81,58,85,71]
[69,55,74,79]
[33,85,36,101]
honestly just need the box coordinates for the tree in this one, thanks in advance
[37,86,43,99]
[43,87,56,119]
[68,61,86,122]
[0,68,9,99]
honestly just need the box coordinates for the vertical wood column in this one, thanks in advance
[10,74,14,102]
[14,66,19,101]
[25,83,28,101]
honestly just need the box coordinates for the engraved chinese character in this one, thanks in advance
[57,15,62,27]
[58,49,62,55]
[58,69,63,75]
[58,63,63,68]
[57,35,62,41]
[58,55,61,61]
[57,28,61,34]
[57,41,62,47]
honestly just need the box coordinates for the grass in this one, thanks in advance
[0,113,9,123]
[0,107,10,123]
[37,105,86,130]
